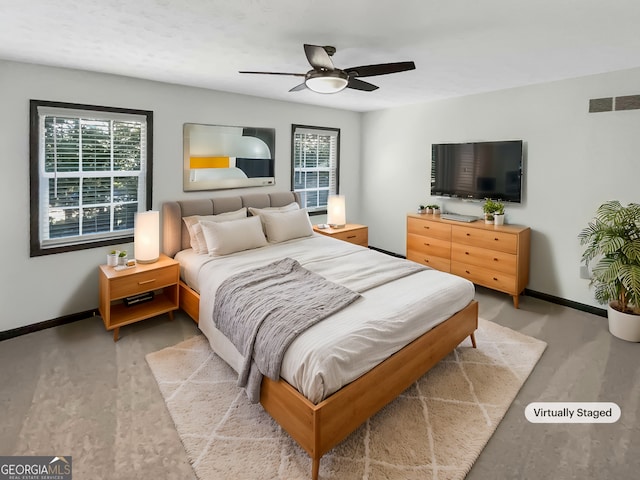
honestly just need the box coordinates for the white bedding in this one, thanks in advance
[176,233,475,403]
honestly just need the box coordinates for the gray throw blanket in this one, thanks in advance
[213,257,361,403]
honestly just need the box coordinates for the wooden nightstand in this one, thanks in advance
[98,254,180,341]
[313,224,368,247]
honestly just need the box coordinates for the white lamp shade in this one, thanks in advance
[327,195,346,228]
[134,211,159,263]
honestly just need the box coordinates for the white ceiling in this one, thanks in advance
[2,0,640,112]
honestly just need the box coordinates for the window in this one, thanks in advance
[291,125,340,214]
[30,100,153,256]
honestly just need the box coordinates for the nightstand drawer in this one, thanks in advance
[110,265,179,300]
[330,227,368,246]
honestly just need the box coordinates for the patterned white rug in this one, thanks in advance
[146,319,546,480]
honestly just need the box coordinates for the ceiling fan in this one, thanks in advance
[239,44,416,94]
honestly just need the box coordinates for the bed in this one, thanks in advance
[162,191,478,480]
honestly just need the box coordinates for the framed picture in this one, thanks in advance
[183,123,275,191]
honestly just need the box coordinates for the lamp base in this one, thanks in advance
[136,257,159,264]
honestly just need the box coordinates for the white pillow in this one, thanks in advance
[258,208,313,243]
[200,216,267,256]
[248,202,299,217]
[183,208,247,253]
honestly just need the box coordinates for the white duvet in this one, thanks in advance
[176,233,474,404]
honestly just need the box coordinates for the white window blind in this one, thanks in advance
[30,101,152,255]
[292,126,340,213]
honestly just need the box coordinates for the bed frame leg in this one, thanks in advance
[312,457,320,480]
[470,332,477,348]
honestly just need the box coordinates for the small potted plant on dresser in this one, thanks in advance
[431,204,441,215]
[578,200,640,342]
[417,205,426,214]
[493,201,505,225]
[482,198,500,224]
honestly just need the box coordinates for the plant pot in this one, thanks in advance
[607,302,640,342]
[484,214,494,224]
[433,208,441,216]
[494,213,505,225]
[107,254,118,267]
[118,255,128,266]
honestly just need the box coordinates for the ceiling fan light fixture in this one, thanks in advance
[305,70,348,94]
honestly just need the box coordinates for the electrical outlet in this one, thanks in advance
[580,265,591,279]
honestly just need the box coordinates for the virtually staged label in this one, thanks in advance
[525,402,620,423]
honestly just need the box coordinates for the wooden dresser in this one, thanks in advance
[407,214,531,308]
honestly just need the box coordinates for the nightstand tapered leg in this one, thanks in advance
[113,327,119,342]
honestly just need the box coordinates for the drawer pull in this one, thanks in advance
[466,233,471,236]
[465,270,470,274]
[138,279,156,285]
[424,242,430,246]
[424,259,430,263]
[494,238,499,241]
[493,277,498,281]
[465,251,469,255]
[347,235,356,239]
[493,258,499,261]
[424,226,430,229]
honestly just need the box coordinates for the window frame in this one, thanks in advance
[290,124,340,215]
[29,99,154,257]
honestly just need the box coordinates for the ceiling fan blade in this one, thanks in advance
[289,82,307,92]
[304,44,335,71]
[239,71,305,77]
[347,78,379,92]
[344,61,416,78]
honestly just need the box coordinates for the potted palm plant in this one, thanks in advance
[578,200,640,342]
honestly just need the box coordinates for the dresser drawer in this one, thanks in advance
[407,233,451,259]
[451,243,517,274]
[330,227,368,246]
[451,261,517,294]
[452,226,517,254]
[109,264,179,300]
[407,217,451,240]
[407,251,451,271]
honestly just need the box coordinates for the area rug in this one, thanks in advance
[146,319,546,480]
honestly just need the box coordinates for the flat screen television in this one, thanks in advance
[431,140,523,203]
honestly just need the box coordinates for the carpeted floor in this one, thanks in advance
[2,288,639,479]
[146,319,546,480]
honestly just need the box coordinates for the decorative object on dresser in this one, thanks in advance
[313,223,368,247]
[482,198,505,224]
[407,214,531,308]
[98,254,179,341]
[578,200,640,342]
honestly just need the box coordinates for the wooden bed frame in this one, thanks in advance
[162,192,478,480]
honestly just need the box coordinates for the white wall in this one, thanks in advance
[0,60,361,331]
[360,66,640,308]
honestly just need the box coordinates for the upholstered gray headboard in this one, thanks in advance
[162,191,301,258]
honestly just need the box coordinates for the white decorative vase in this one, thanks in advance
[107,254,118,267]
[607,303,640,342]
[494,214,505,225]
